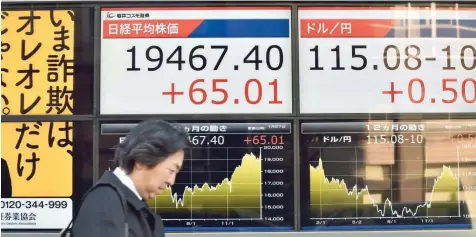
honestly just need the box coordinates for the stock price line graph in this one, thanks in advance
[99,121,294,231]
[300,121,475,231]
[149,152,262,217]
[310,157,459,218]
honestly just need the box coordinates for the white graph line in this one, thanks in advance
[165,180,238,208]
[310,216,459,220]
[315,171,459,218]
[158,148,263,220]
[311,145,461,219]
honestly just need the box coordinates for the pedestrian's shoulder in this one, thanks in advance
[71,184,127,237]
[81,184,124,210]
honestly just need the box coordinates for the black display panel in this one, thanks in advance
[299,120,475,231]
[99,120,294,232]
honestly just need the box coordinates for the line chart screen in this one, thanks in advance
[299,120,476,231]
[99,120,294,231]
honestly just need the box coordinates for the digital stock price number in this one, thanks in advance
[299,7,476,114]
[299,120,476,231]
[98,121,294,231]
[100,7,292,115]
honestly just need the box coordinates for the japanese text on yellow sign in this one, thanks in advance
[1,122,74,197]
[1,10,75,115]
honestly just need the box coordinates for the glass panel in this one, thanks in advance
[1,121,93,230]
[1,7,94,115]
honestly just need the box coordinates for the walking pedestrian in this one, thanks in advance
[62,119,190,237]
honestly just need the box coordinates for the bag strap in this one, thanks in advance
[60,182,128,237]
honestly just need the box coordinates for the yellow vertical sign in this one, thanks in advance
[1,122,74,197]
[1,10,75,115]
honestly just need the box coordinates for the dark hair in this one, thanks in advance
[113,120,190,174]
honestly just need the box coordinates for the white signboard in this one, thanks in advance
[1,198,72,229]
[299,6,476,114]
[100,7,292,114]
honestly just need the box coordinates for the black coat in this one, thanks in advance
[1,158,12,198]
[71,171,165,237]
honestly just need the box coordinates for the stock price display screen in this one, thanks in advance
[299,120,476,230]
[99,121,294,231]
[100,7,292,115]
[299,6,476,114]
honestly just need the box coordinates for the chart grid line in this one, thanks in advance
[457,146,461,217]
[163,218,263,221]
[425,141,428,217]
[309,216,460,220]
[355,147,358,219]
[226,147,229,220]
[190,148,193,220]
[259,147,263,220]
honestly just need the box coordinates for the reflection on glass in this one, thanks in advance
[300,119,475,230]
